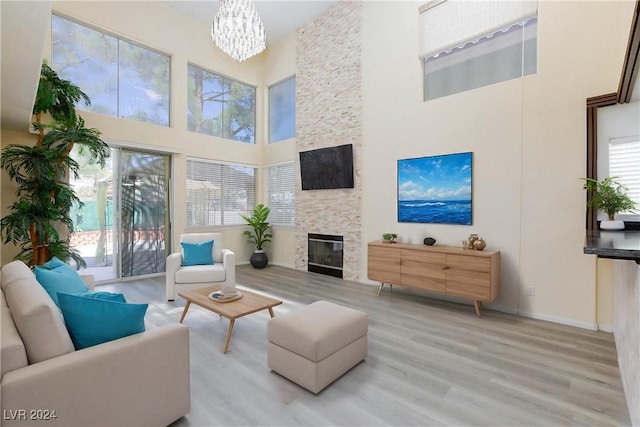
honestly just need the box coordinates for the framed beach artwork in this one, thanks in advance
[397,152,473,225]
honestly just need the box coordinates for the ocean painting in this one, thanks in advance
[397,152,472,225]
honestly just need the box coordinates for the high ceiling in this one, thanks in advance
[161,0,338,46]
[0,0,337,132]
[1,1,53,131]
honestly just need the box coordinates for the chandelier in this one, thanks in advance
[211,0,266,62]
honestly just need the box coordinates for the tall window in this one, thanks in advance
[51,15,170,126]
[266,163,295,226]
[420,0,537,101]
[269,77,296,143]
[186,159,256,227]
[187,64,256,143]
[609,136,640,219]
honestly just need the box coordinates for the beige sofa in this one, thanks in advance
[1,260,190,427]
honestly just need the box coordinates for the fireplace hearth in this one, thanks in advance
[308,234,343,278]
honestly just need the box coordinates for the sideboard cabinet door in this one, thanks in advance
[400,250,446,293]
[444,254,492,301]
[367,245,401,284]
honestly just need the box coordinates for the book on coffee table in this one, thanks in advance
[208,290,242,301]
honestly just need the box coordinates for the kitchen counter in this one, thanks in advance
[584,230,640,263]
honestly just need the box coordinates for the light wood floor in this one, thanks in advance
[101,265,631,426]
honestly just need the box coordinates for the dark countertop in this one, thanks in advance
[584,230,640,263]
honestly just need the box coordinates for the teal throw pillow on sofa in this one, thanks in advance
[181,240,214,266]
[72,292,127,303]
[57,292,147,350]
[34,257,89,307]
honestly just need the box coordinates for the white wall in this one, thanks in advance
[261,32,297,268]
[360,0,634,326]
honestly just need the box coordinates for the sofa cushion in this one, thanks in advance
[181,240,214,266]
[174,264,226,284]
[1,261,75,364]
[34,257,89,306]
[1,260,37,290]
[58,292,148,350]
[1,304,28,378]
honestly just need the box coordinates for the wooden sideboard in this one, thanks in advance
[367,241,500,316]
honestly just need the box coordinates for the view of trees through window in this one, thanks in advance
[51,14,170,126]
[187,64,256,143]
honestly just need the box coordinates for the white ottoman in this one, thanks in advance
[267,300,368,394]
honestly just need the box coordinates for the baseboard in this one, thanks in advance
[269,261,296,269]
[485,304,518,315]
[597,324,613,333]
[238,261,296,269]
[517,310,598,331]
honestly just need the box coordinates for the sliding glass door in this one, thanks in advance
[119,150,170,277]
[71,147,171,281]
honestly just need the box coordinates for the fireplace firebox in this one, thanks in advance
[308,234,343,278]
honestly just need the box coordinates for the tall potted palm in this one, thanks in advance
[239,204,273,268]
[0,63,110,267]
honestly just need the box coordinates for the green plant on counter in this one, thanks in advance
[582,177,637,220]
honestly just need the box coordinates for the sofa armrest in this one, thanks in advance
[222,248,236,285]
[165,252,183,300]
[1,324,190,427]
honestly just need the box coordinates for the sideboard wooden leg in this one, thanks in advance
[473,300,481,317]
[377,283,384,296]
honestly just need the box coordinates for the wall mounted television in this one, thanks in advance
[299,144,354,190]
[397,151,473,225]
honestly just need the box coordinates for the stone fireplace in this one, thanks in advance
[294,2,363,281]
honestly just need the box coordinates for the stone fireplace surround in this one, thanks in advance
[294,2,363,281]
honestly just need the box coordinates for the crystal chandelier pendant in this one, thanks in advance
[211,0,266,62]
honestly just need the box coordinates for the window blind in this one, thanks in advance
[186,159,256,227]
[609,137,640,208]
[420,0,538,58]
[266,162,295,226]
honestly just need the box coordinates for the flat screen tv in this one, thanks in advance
[397,151,473,225]
[299,144,354,190]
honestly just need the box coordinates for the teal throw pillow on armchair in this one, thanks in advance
[34,257,89,307]
[181,240,215,266]
[57,292,147,350]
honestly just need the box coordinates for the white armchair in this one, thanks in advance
[166,233,236,301]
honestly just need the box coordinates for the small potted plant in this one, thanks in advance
[382,233,398,244]
[582,177,637,230]
[239,204,273,268]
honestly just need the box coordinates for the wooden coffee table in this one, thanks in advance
[178,285,282,354]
